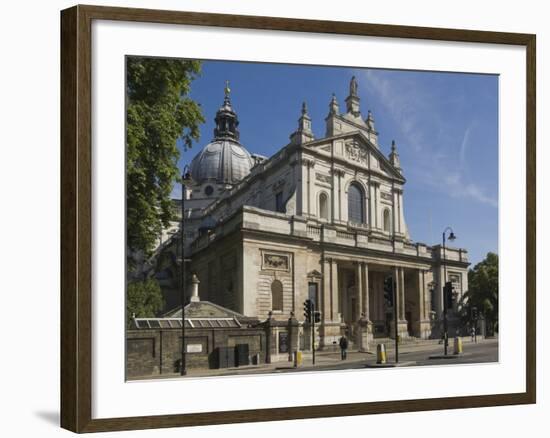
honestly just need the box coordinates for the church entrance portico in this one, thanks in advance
[321,257,432,351]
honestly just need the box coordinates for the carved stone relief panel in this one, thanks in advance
[345,140,368,165]
[315,172,332,184]
[261,251,291,272]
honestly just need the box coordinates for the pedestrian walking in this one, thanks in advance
[339,334,348,360]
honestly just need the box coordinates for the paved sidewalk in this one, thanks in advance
[130,337,498,380]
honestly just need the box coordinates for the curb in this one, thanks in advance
[428,353,472,359]
[364,361,416,368]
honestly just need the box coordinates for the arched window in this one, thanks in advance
[318,192,329,220]
[383,208,391,232]
[348,182,365,224]
[271,280,284,312]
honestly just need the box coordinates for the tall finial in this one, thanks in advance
[345,77,361,116]
[367,110,375,129]
[289,100,314,145]
[389,139,402,173]
[224,80,231,97]
[329,93,340,115]
[350,75,358,97]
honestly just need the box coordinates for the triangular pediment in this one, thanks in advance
[304,131,405,181]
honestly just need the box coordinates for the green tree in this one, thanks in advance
[126,279,164,326]
[458,252,499,335]
[126,57,204,262]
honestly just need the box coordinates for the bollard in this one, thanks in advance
[453,337,463,355]
[376,343,387,364]
[293,351,303,368]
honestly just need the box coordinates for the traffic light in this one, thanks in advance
[444,281,453,309]
[383,276,394,307]
[471,306,479,320]
[303,299,313,323]
[314,311,321,323]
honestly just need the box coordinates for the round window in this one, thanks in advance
[204,186,214,196]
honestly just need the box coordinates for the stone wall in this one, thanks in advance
[126,327,266,379]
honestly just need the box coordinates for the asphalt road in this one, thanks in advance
[284,340,499,373]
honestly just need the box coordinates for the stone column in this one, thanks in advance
[331,259,339,322]
[309,161,315,216]
[338,171,343,221]
[363,263,370,320]
[418,270,425,323]
[368,184,375,228]
[394,266,408,339]
[320,258,341,350]
[306,161,311,216]
[423,270,431,321]
[393,190,398,235]
[332,169,344,222]
[395,190,403,234]
[399,267,405,320]
[416,269,431,339]
[356,263,373,351]
[355,262,363,322]
[331,169,337,222]
[377,184,381,229]
[322,257,331,320]
[399,191,406,235]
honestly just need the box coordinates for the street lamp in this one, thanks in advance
[442,226,456,356]
[180,168,190,376]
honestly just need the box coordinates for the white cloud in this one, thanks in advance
[361,69,497,209]
[459,125,472,166]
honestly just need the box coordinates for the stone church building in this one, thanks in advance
[154,77,469,351]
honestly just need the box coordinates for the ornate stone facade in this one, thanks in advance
[156,77,470,353]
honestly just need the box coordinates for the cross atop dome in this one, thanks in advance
[214,80,240,142]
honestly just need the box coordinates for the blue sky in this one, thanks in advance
[175,60,498,267]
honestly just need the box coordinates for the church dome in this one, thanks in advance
[189,140,254,184]
[189,82,254,185]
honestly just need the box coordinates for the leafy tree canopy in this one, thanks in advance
[126,57,204,260]
[459,252,499,333]
[126,279,164,326]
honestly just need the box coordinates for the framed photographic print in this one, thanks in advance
[60,4,536,433]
